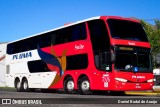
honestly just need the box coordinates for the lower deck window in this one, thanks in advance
[27,54,88,73]
[28,60,50,73]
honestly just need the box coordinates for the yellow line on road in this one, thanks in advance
[125,91,160,96]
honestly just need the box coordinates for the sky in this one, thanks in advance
[0,0,160,42]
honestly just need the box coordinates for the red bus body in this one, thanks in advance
[41,16,154,91]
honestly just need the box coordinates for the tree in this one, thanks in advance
[155,20,160,30]
[141,20,160,67]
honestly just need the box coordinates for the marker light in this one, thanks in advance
[115,78,128,82]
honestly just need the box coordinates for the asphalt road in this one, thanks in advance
[0,90,160,107]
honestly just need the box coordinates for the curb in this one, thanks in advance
[125,91,160,96]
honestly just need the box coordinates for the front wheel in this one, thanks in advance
[64,77,75,94]
[78,77,92,95]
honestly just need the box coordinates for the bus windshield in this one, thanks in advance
[114,46,152,72]
[107,19,148,42]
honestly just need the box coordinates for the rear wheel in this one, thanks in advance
[64,77,75,94]
[78,77,92,95]
[15,79,22,92]
[21,79,30,92]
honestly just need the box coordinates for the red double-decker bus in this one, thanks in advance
[6,16,154,94]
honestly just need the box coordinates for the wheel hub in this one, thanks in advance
[17,82,21,89]
[67,81,74,91]
[23,82,28,90]
[81,80,90,91]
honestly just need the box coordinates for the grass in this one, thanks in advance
[0,86,16,91]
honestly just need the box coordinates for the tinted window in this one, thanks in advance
[88,20,110,51]
[7,23,87,54]
[88,20,111,71]
[51,23,87,45]
[27,54,88,73]
[115,46,152,72]
[7,37,38,54]
[66,54,88,70]
[7,43,15,54]
[37,33,51,48]
[28,60,50,73]
[107,19,148,42]
[71,23,86,41]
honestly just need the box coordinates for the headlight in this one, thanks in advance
[115,78,128,82]
[147,79,155,83]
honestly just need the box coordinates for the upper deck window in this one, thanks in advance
[7,23,87,54]
[107,19,148,42]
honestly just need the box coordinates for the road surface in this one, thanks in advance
[0,89,159,107]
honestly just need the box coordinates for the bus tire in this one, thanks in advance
[78,77,92,95]
[64,77,75,94]
[21,78,30,92]
[15,79,22,92]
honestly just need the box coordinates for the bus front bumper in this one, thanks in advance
[113,81,154,91]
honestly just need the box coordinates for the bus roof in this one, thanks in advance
[7,16,140,44]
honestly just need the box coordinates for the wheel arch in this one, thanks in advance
[78,74,90,83]
[64,75,73,81]
[21,76,28,82]
[63,74,74,86]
